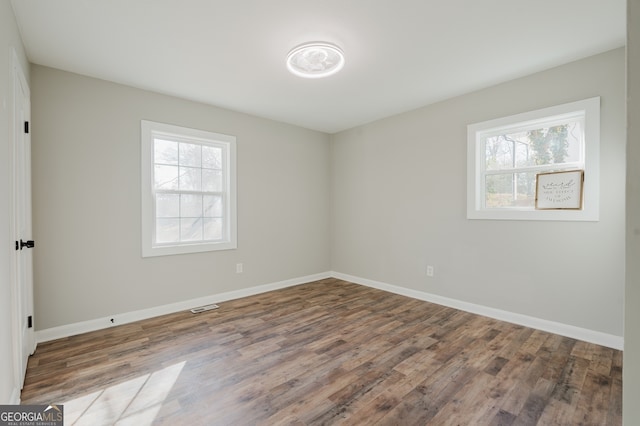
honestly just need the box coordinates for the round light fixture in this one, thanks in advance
[286,42,345,78]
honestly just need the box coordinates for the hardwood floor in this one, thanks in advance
[21,278,622,425]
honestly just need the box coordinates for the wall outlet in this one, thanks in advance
[236,263,243,273]
[426,265,434,277]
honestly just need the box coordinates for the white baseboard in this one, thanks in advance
[36,271,332,343]
[331,271,624,350]
[35,270,623,350]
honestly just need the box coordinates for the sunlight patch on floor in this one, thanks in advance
[62,361,185,425]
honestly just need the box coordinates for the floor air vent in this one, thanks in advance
[190,304,219,314]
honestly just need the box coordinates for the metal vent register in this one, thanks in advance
[190,304,219,314]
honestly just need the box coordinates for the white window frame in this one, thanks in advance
[467,97,600,221]
[141,120,237,257]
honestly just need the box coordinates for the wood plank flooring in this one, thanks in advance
[21,278,622,425]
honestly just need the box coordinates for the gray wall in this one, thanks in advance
[625,0,640,423]
[331,48,626,337]
[0,0,30,404]
[30,66,331,329]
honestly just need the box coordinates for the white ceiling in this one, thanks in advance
[11,0,625,134]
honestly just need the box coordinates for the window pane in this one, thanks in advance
[566,122,582,162]
[203,146,222,169]
[154,165,179,190]
[485,173,536,208]
[179,142,201,167]
[156,193,179,217]
[181,218,203,241]
[181,194,203,218]
[156,218,180,243]
[516,172,536,205]
[179,167,202,191]
[154,139,178,165]
[204,218,223,240]
[485,174,513,208]
[485,121,582,171]
[485,136,514,171]
[202,169,223,192]
[528,122,582,166]
[204,195,222,217]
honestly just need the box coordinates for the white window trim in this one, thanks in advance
[467,97,600,221]
[141,120,237,257]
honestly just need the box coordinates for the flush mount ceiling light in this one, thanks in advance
[286,42,345,78]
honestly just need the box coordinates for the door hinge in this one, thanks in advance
[27,316,33,328]
[20,239,35,250]
[24,121,29,134]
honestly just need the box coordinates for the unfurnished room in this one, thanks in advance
[1,0,639,425]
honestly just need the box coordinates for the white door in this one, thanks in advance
[11,51,35,388]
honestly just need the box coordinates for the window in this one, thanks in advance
[467,97,600,221]
[141,120,236,257]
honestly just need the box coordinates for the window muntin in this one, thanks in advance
[142,121,236,257]
[467,97,600,221]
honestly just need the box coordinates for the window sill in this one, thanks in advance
[467,208,599,221]
[142,240,237,258]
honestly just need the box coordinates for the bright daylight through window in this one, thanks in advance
[467,97,600,221]
[141,121,237,257]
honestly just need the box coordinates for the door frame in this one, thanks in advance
[10,48,35,394]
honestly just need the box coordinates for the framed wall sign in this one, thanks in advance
[535,170,584,210]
